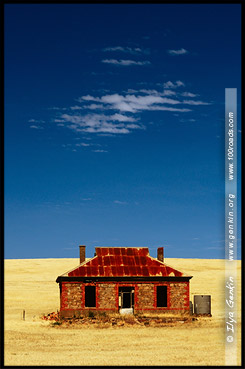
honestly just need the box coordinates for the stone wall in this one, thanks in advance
[136,283,155,309]
[61,282,82,310]
[59,280,190,316]
[98,283,117,309]
[169,282,189,310]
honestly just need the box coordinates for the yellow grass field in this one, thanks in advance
[4,258,241,366]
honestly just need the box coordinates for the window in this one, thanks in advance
[157,285,167,307]
[85,286,96,307]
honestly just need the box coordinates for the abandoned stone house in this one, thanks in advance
[56,246,192,317]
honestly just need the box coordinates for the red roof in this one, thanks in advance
[67,247,183,277]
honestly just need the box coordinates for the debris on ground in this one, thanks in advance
[41,312,60,321]
[41,312,197,328]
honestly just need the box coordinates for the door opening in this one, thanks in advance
[119,287,134,313]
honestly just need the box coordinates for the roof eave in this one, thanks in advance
[56,275,193,283]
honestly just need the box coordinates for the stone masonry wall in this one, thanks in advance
[98,283,117,309]
[61,282,82,310]
[169,282,189,309]
[60,281,189,315]
[136,283,155,309]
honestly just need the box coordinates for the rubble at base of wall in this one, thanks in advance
[58,308,191,320]
[43,311,197,327]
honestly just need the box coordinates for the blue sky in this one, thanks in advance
[4,4,241,259]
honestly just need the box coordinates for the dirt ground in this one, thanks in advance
[4,257,241,366]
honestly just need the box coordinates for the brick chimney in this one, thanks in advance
[79,245,86,264]
[157,247,164,263]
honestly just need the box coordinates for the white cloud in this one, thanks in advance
[87,126,130,134]
[30,125,43,129]
[126,123,145,129]
[77,95,100,102]
[101,94,123,104]
[29,119,45,123]
[138,89,160,95]
[51,84,211,137]
[182,99,211,105]
[163,80,185,89]
[76,93,194,114]
[181,92,198,97]
[83,104,105,110]
[125,94,181,106]
[61,114,84,124]
[60,113,142,135]
[175,81,185,87]
[126,88,176,97]
[102,59,151,66]
[102,46,143,54]
[162,90,177,96]
[109,113,138,122]
[48,107,67,111]
[75,143,91,147]
[144,106,191,112]
[125,89,138,94]
[92,149,108,153]
[167,48,188,55]
[62,112,137,123]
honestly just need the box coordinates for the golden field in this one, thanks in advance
[4,258,241,366]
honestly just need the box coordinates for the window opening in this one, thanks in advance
[157,285,167,307]
[85,285,96,307]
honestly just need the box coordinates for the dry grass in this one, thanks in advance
[4,257,241,366]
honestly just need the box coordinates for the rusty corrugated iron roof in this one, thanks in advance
[67,247,183,277]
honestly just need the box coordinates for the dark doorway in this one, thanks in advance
[122,292,131,308]
[85,285,96,307]
[157,285,167,307]
[119,287,134,309]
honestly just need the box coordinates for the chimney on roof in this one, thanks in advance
[157,247,164,263]
[79,245,86,264]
